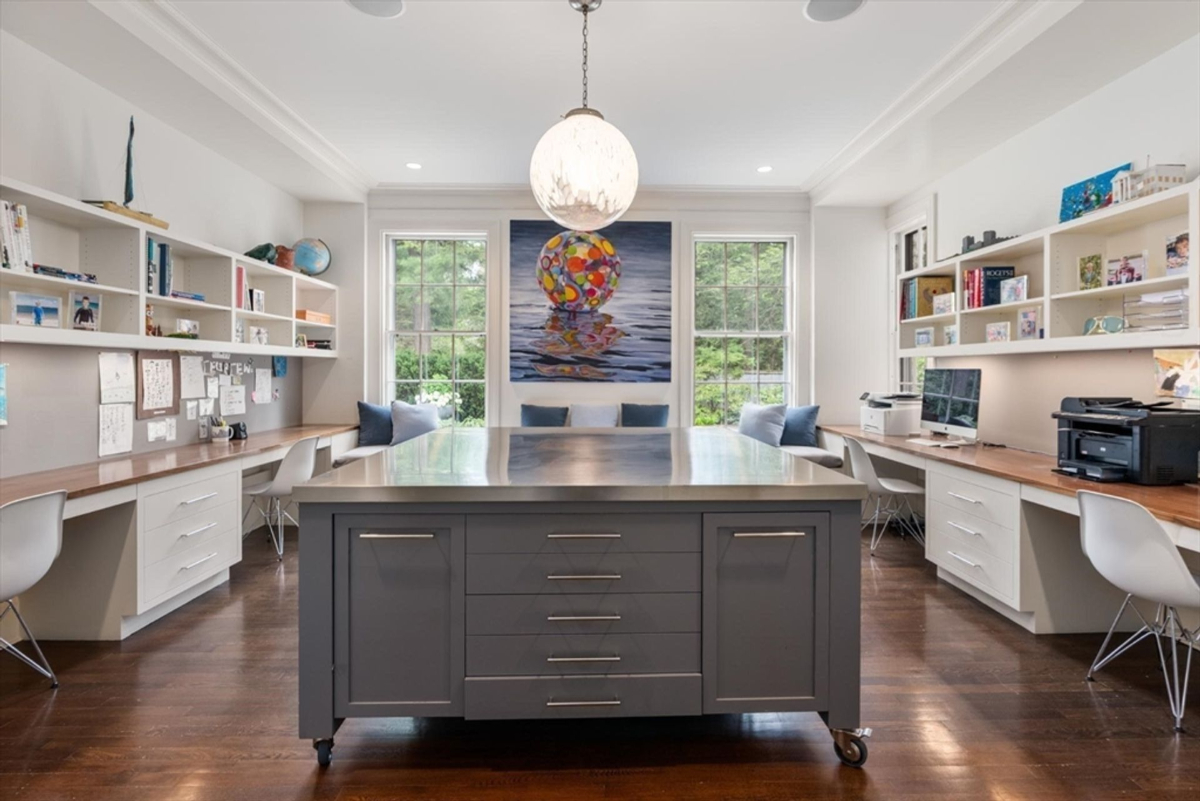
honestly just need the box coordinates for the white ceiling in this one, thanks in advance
[163,0,1001,190]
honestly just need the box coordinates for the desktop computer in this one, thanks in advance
[907,368,982,448]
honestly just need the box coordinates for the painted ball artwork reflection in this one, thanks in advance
[536,231,621,313]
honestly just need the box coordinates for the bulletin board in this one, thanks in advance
[136,350,181,419]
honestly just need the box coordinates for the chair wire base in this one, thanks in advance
[862,493,925,554]
[0,600,58,687]
[242,497,297,561]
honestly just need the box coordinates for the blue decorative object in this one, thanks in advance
[737,403,787,447]
[272,356,287,378]
[621,403,669,427]
[781,405,821,447]
[390,401,439,445]
[357,401,393,446]
[521,404,569,427]
[1059,164,1132,223]
[292,238,331,276]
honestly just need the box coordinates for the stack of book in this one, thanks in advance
[1123,288,1190,333]
[304,338,334,350]
[1,201,34,273]
[963,266,1015,309]
[900,276,954,320]
[33,265,96,284]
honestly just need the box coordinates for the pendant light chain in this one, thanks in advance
[581,6,589,108]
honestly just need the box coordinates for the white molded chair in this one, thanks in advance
[0,490,67,687]
[243,436,319,560]
[1079,490,1200,732]
[845,437,925,554]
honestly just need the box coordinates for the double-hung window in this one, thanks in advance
[385,237,487,426]
[692,240,790,425]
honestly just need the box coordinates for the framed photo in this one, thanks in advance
[234,318,245,343]
[999,275,1028,304]
[10,291,62,327]
[250,326,269,346]
[295,333,308,348]
[986,321,1010,343]
[1106,252,1146,286]
[914,327,934,347]
[174,318,199,338]
[68,291,101,331]
[932,292,955,316]
[944,324,958,346]
[1078,254,1103,290]
[1166,232,1189,277]
[1153,349,1199,399]
[1017,306,1040,340]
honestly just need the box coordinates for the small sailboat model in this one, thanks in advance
[84,117,169,229]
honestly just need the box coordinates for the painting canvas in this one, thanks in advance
[1059,163,1131,222]
[509,220,671,382]
[1153,349,1200,400]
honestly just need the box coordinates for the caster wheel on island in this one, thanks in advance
[314,739,333,767]
[834,735,868,768]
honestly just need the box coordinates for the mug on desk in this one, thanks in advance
[211,425,232,443]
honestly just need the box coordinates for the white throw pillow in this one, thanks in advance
[737,403,787,447]
[570,403,619,427]
[390,400,439,445]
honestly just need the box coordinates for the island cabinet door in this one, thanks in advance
[703,512,829,714]
[333,514,465,718]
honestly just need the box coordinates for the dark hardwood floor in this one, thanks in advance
[1,526,1196,800]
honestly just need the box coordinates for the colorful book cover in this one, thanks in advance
[159,242,172,297]
[980,267,1015,307]
[147,236,159,295]
[915,276,954,317]
[235,265,246,310]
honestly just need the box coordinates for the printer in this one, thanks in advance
[1052,397,1200,485]
[860,392,923,436]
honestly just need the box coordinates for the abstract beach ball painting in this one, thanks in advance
[536,231,621,313]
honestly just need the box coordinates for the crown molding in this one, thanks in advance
[805,0,1082,204]
[88,0,374,198]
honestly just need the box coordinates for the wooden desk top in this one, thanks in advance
[820,424,1200,529]
[0,424,357,506]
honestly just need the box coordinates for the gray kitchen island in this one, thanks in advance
[294,427,871,767]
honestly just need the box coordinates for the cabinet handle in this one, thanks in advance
[181,552,218,571]
[947,491,981,505]
[546,655,621,663]
[546,574,621,581]
[948,551,979,569]
[181,522,218,539]
[181,492,218,506]
[947,521,980,537]
[359,533,435,539]
[546,699,621,708]
[733,531,806,538]
[547,533,620,539]
[547,614,622,622]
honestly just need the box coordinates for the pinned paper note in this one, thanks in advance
[253,368,272,404]
[147,419,168,442]
[99,403,133,457]
[186,400,198,420]
[180,355,206,399]
[219,384,246,416]
[165,418,177,442]
[206,376,219,399]
[98,352,135,404]
[199,398,215,417]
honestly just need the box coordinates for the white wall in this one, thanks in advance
[367,188,811,427]
[0,31,304,250]
[810,207,890,424]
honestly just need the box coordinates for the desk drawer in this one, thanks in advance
[466,553,700,595]
[927,499,1017,565]
[467,514,700,554]
[465,674,701,720]
[144,500,239,567]
[927,528,1015,602]
[143,529,238,605]
[467,633,699,676]
[142,472,238,531]
[928,468,1018,529]
[467,593,701,635]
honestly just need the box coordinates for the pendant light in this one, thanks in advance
[529,0,638,231]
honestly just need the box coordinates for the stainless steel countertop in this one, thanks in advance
[295,428,866,504]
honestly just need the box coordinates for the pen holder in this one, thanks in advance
[211,425,232,443]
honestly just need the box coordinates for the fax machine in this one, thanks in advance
[1052,397,1200,485]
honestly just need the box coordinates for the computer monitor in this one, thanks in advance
[920,368,982,441]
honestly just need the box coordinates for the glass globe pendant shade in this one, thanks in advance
[529,108,639,231]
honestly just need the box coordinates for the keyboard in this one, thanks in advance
[906,438,961,449]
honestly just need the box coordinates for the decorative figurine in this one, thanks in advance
[83,117,170,229]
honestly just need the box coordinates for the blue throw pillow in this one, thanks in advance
[781,405,820,447]
[621,403,669,427]
[521,404,569,427]
[738,403,787,447]
[391,401,439,445]
[357,401,393,446]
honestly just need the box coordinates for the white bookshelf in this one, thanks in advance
[897,180,1199,358]
[0,176,337,358]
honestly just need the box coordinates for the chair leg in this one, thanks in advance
[265,498,284,560]
[868,497,884,554]
[1161,607,1193,732]
[0,600,58,687]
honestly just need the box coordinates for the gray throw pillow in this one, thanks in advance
[390,400,439,445]
[738,403,787,447]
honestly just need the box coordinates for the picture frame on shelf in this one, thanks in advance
[249,326,269,346]
[10,291,62,327]
[1017,306,1040,341]
[986,321,1010,343]
[1059,163,1131,222]
[1078,254,1103,290]
[234,318,245,343]
[1106,252,1147,286]
[295,333,308,348]
[999,275,1028,304]
[1166,232,1189,278]
[944,324,958,346]
[174,318,199,338]
[932,292,955,316]
[68,291,101,331]
[914,327,934,347]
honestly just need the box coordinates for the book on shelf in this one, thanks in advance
[33,264,97,284]
[963,266,1015,308]
[169,289,207,302]
[901,276,953,319]
[1,201,34,273]
[158,242,173,297]
[235,265,247,310]
[146,236,160,295]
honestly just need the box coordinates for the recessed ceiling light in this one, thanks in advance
[804,0,865,23]
[344,0,405,19]
[406,162,422,170]
[757,166,773,174]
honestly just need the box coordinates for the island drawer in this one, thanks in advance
[466,552,701,595]
[467,633,700,676]
[465,674,702,720]
[467,514,701,554]
[467,593,701,635]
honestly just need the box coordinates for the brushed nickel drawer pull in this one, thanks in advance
[360,533,435,539]
[948,521,980,537]
[547,655,621,663]
[181,492,218,506]
[546,574,621,581]
[546,698,621,708]
[547,533,620,539]
[947,491,981,505]
[547,614,622,622]
[734,531,806,538]
[948,551,980,569]
[181,552,219,571]
[182,522,218,539]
